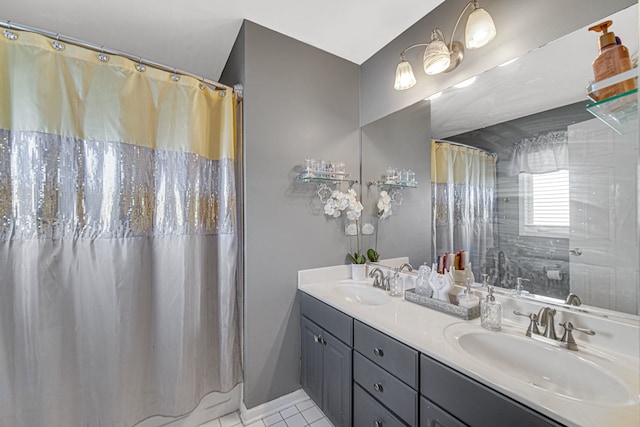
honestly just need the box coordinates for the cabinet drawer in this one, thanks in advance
[420,397,467,427]
[354,383,407,427]
[420,355,563,427]
[354,351,418,426]
[354,320,418,388]
[301,292,353,346]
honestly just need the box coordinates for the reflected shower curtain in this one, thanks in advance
[431,141,496,279]
[0,30,241,426]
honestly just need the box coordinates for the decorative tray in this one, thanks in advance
[404,288,480,320]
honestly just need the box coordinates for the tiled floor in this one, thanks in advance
[199,398,333,427]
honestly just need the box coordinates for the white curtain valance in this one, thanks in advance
[509,131,568,175]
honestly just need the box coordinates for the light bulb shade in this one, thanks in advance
[423,39,451,75]
[394,59,416,90]
[465,6,496,49]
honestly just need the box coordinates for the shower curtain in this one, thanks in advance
[431,141,496,279]
[0,30,241,426]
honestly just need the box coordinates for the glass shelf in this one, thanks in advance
[585,68,638,134]
[586,88,637,134]
[368,181,418,189]
[297,173,357,185]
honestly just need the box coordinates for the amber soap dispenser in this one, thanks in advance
[588,20,635,100]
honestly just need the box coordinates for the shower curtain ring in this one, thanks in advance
[98,45,109,62]
[171,68,180,82]
[135,57,146,72]
[199,77,207,90]
[3,21,18,40]
[52,34,65,51]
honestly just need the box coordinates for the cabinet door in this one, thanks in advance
[301,316,324,407]
[323,331,353,427]
[421,397,467,427]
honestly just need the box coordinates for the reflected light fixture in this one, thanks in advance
[393,0,496,90]
[426,91,443,101]
[453,76,477,88]
[499,57,519,67]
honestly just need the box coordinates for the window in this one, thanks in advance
[519,170,569,237]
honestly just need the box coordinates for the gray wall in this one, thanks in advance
[360,0,636,126]
[361,102,432,266]
[221,21,360,409]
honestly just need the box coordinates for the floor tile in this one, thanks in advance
[245,420,266,427]
[264,411,286,426]
[283,413,307,427]
[279,406,299,419]
[200,420,221,427]
[301,407,323,424]
[295,399,315,412]
[269,422,287,427]
[309,418,332,427]
[219,411,242,427]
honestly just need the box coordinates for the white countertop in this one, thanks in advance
[298,263,640,427]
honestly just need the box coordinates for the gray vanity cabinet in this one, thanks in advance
[300,290,565,427]
[420,355,564,427]
[353,320,419,426]
[300,293,353,427]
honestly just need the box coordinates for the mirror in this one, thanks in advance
[361,4,639,316]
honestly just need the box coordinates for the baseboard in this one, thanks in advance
[240,388,310,425]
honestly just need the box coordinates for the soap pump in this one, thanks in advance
[481,286,501,331]
[588,20,635,100]
[458,278,480,309]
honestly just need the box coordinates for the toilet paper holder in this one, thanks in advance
[546,267,563,280]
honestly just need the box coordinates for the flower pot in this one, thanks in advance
[351,263,367,281]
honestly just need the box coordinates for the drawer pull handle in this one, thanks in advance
[374,421,383,427]
[373,347,384,357]
[314,335,326,345]
[373,383,384,393]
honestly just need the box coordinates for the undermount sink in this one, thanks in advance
[444,323,632,405]
[332,282,391,306]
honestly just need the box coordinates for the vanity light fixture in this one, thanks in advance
[393,0,496,90]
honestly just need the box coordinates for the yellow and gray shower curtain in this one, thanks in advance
[0,30,241,426]
[431,140,496,279]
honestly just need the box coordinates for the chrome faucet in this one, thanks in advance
[399,263,413,272]
[514,306,595,351]
[558,321,596,350]
[369,268,388,291]
[514,277,530,295]
[565,293,582,306]
[537,306,558,340]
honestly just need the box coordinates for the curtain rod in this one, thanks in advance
[434,139,497,158]
[0,19,234,93]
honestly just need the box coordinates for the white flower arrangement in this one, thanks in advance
[323,188,366,264]
[377,190,392,219]
[323,188,363,220]
[367,190,394,263]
